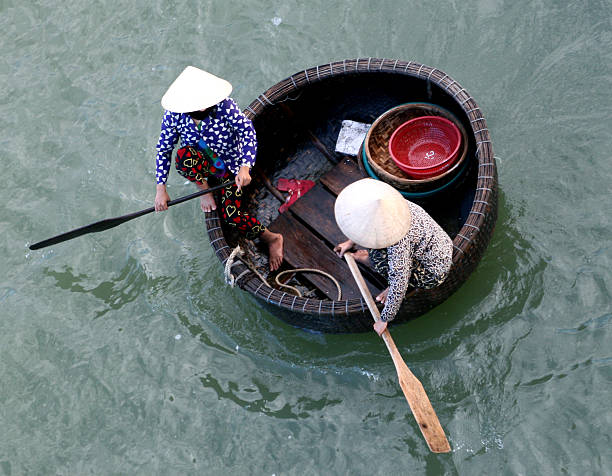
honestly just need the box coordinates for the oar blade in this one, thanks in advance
[393,353,451,453]
[344,254,451,452]
[28,215,134,250]
[29,180,235,250]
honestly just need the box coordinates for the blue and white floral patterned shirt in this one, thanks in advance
[155,97,257,184]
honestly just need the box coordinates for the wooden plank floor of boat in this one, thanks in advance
[268,158,384,301]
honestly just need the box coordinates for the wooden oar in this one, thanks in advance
[344,253,451,453]
[29,180,234,250]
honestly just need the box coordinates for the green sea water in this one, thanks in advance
[1,1,611,474]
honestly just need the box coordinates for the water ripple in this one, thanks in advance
[556,313,612,335]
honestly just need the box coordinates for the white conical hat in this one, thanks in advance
[334,179,411,249]
[161,66,233,113]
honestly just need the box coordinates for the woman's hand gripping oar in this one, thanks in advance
[344,253,451,453]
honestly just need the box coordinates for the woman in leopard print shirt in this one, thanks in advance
[334,179,453,335]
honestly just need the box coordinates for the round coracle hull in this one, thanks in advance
[205,58,497,333]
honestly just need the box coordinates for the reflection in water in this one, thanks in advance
[198,372,341,420]
[0,287,16,302]
[176,311,236,355]
[556,313,612,335]
[43,257,174,318]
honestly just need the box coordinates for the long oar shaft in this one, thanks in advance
[344,253,451,453]
[29,180,234,250]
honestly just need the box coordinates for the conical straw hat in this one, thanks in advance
[334,179,411,249]
[161,66,233,113]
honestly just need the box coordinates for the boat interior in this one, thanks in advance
[224,73,478,303]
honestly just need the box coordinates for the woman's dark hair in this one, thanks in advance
[188,106,216,120]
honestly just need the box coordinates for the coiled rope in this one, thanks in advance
[224,246,342,300]
[224,246,262,286]
[275,269,341,300]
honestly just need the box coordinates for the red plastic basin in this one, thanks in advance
[389,116,462,178]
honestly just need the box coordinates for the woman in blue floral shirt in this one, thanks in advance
[154,66,283,271]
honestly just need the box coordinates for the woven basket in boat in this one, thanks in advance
[365,103,469,192]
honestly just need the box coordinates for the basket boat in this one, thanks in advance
[205,58,497,333]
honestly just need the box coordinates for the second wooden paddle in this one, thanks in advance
[344,252,451,453]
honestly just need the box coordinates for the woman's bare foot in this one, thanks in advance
[200,193,217,212]
[261,230,284,271]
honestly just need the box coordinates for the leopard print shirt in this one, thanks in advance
[380,201,453,322]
